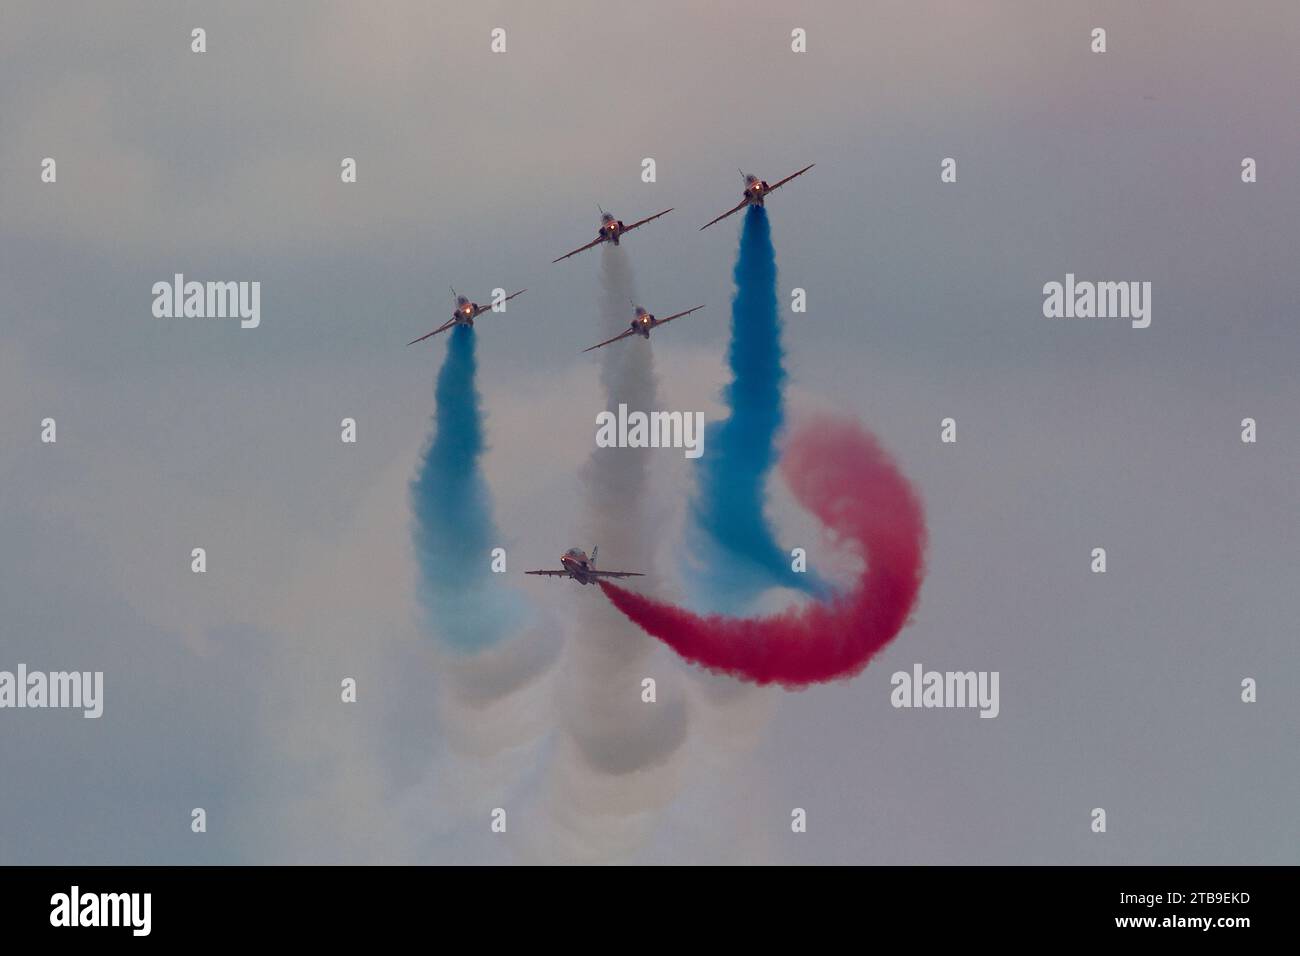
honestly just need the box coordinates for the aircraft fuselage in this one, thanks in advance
[560,550,598,585]
[744,179,772,207]
[455,302,489,326]
[598,218,628,245]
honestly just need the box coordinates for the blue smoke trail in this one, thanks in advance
[411,326,519,651]
[689,206,828,609]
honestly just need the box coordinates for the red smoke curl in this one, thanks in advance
[600,417,926,687]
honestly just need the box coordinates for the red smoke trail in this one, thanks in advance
[600,416,926,688]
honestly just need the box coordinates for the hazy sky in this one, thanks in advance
[2,1,1297,864]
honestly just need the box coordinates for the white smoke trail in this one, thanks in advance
[248,448,562,862]
[522,246,695,863]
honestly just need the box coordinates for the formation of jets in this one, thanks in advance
[406,163,814,355]
[416,165,815,589]
[525,546,644,585]
[582,304,705,353]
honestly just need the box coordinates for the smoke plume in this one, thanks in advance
[689,206,827,608]
[603,416,926,688]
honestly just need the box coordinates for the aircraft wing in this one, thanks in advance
[767,163,815,192]
[553,236,605,263]
[582,327,637,353]
[500,289,526,304]
[654,305,705,327]
[699,199,749,231]
[591,570,645,579]
[525,569,570,577]
[406,318,456,346]
[622,208,673,232]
